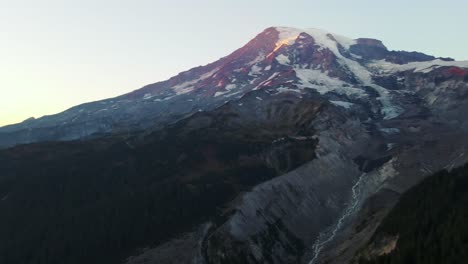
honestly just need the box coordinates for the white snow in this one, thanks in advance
[226,90,243,97]
[350,53,363,59]
[214,84,238,97]
[379,127,400,134]
[256,97,263,101]
[214,91,228,97]
[295,68,364,96]
[162,95,176,101]
[143,93,155,100]
[94,108,108,114]
[330,100,354,109]
[386,143,396,151]
[264,65,272,71]
[249,52,266,65]
[276,54,290,65]
[295,69,345,88]
[275,27,357,54]
[172,67,219,95]
[274,27,402,120]
[214,90,242,98]
[254,72,280,90]
[172,80,196,95]
[249,65,263,76]
[276,86,301,94]
[369,59,468,74]
[247,53,267,77]
[226,84,237,90]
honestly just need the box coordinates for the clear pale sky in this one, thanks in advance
[1,0,467,127]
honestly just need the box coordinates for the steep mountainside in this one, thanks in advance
[0,27,468,264]
[0,92,321,264]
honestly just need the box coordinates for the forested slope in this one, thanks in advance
[358,164,468,264]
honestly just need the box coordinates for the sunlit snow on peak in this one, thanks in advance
[273,27,357,53]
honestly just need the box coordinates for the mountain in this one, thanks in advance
[0,27,468,264]
[1,27,466,148]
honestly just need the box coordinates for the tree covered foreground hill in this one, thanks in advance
[359,163,468,264]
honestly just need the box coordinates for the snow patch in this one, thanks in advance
[162,95,176,101]
[213,91,226,97]
[172,81,196,95]
[276,87,301,94]
[94,108,108,114]
[143,93,155,100]
[249,53,266,65]
[330,100,354,109]
[249,65,262,76]
[214,84,238,97]
[379,128,400,135]
[172,67,219,95]
[295,68,364,96]
[369,59,468,74]
[254,72,280,90]
[276,54,290,65]
[386,143,397,151]
[350,53,363,59]
[275,27,357,54]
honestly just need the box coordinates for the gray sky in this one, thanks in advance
[1,0,467,126]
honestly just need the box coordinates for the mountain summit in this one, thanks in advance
[1,27,466,148]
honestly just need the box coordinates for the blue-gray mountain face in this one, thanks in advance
[0,27,467,264]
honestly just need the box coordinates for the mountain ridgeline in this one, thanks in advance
[0,27,468,264]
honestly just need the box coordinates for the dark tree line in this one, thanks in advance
[360,163,468,264]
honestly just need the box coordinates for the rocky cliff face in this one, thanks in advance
[0,27,468,264]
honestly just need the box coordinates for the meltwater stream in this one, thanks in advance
[308,173,366,264]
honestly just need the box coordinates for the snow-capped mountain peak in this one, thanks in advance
[274,26,356,51]
[1,26,467,148]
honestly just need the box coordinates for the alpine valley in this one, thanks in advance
[1,27,468,264]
